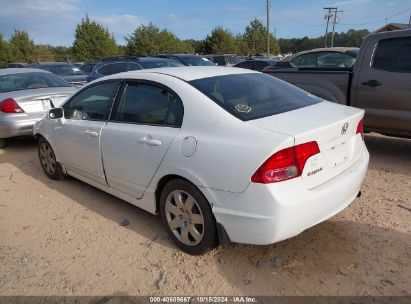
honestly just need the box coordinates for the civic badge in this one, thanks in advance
[341,122,349,135]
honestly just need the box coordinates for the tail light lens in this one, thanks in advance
[262,66,274,73]
[0,98,24,113]
[251,141,320,184]
[356,118,364,140]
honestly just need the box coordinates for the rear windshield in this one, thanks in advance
[179,56,215,66]
[0,72,70,93]
[38,64,84,76]
[189,73,321,121]
[139,60,183,69]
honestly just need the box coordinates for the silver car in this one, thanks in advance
[0,68,76,148]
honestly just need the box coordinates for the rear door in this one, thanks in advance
[55,80,119,185]
[353,34,411,134]
[101,80,183,198]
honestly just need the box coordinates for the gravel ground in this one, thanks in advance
[0,134,410,296]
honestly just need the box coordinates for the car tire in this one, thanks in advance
[0,138,6,148]
[37,137,65,180]
[160,179,217,255]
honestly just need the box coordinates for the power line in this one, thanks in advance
[340,7,411,26]
[269,6,411,28]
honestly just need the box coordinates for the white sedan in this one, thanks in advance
[34,67,369,255]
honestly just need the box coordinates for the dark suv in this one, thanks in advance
[87,56,183,82]
[154,54,215,66]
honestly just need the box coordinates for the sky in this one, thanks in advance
[0,0,410,46]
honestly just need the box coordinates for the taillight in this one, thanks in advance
[356,118,364,140]
[0,98,24,113]
[251,141,320,184]
[262,66,274,73]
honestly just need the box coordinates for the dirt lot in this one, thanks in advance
[0,134,410,296]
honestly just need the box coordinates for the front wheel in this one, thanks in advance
[38,137,65,180]
[159,179,217,255]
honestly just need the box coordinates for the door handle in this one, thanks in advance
[137,138,162,146]
[361,80,382,87]
[84,129,99,137]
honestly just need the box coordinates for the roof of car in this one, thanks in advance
[29,62,74,65]
[103,66,258,82]
[0,68,53,75]
[284,47,359,62]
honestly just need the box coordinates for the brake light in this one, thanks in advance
[251,141,320,184]
[262,66,274,73]
[0,98,24,113]
[356,118,364,140]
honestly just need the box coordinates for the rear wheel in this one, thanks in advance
[0,138,6,148]
[159,179,217,255]
[38,137,65,180]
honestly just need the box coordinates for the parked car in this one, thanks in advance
[87,56,183,82]
[262,47,359,72]
[78,62,96,75]
[264,30,411,138]
[234,58,279,72]
[154,54,215,66]
[205,54,243,66]
[34,66,368,254]
[7,63,29,68]
[27,62,88,88]
[0,68,76,148]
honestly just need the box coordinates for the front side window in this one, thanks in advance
[372,37,411,73]
[235,61,254,69]
[97,64,112,76]
[63,81,118,121]
[112,82,183,127]
[189,73,320,121]
[213,56,226,66]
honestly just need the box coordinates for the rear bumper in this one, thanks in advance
[0,117,40,138]
[208,144,369,245]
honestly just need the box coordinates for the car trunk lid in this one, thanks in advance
[248,101,364,189]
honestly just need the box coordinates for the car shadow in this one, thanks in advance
[0,137,174,250]
[365,133,411,177]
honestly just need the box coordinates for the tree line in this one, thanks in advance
[0,15,370,67]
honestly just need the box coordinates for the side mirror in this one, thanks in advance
[49,107,64,119]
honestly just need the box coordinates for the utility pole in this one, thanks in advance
[266,0,270,58]
[409,13,411,28]
[323,7,336,48]
[331,9,343,47]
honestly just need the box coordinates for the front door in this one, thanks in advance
[353,34,411,134]
[101,81,184,198]
[55,80,119,185]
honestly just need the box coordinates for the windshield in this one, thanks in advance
[139,60,183,69]
[38,64,85,76]
[180,56,215,66]
[189,73,321,121]
[0,72,70,93]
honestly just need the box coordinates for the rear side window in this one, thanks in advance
[291,53,316,68]
[112,82,183,127]
[317,52,355,68]
[373,37,411,73]
[189,73,321,121]
[63,81,118,121]
[235,61,254,69]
